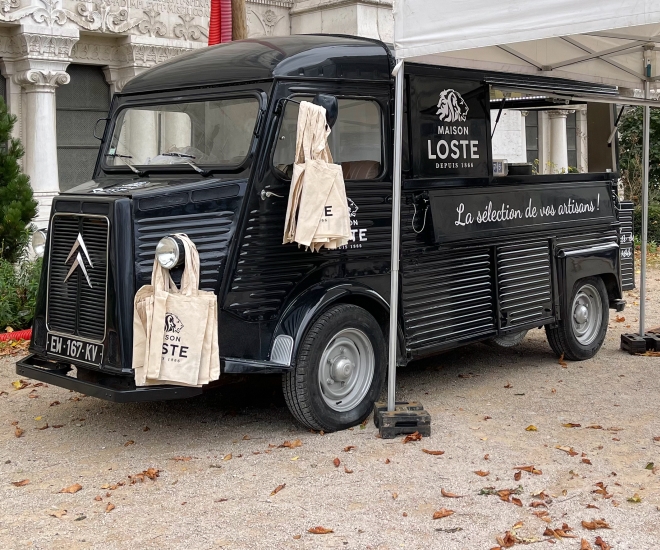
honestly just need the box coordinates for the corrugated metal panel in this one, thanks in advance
[619,201,635,291]
[402,249,496,350]
[135,210,234,291]
[555,229,618,251]
[497,240,553,328]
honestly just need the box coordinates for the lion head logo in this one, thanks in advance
[436,89,469,123]
[347,198,359,218]
[164,313,184,334]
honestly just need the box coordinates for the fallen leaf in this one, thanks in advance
[34,416,42,421]
[543,527,577,539]
[514,465,542,475]
[593,482,612,499]
[49,509,67,518]
[422,449,445,456]
[484,416,492,420]
[555,445,578,456]
[402,431,422,443]
[559,354,568,368]
[11,380,29,390]
[128,468,160,484]
[474,470,490,477]
[504,383,512,388]
[392,492,398,500]
[586,504,599,509]
[293,534,301,540]
[608,427,624,432]
[581,539,593,550]
[525,425,537,432]
[105,503,115,512]
[344,466,353,474]
[214,498,228,502]
[342,446,355,452]
[514,471,521,481]
[171,457,192,462]
[14,426,24,438]
[582,458,593,465]
[529,501,546,508]
[52,424,64,429]
[594,536,612,550]
[563,423,582,428]
[94,495,102,501]
[615,315,625,322]
[308,526,333,534]
[586,425,603,430]
[223,454,232,461]
[280,439,303,449]
[60,483,82,494]
[242,434,250,440]
[627,493,642,503]
[484,454,490,460]
[653,436,660,442]
[290,456,299,461]
[270,483,286,496]
[124,440,134,447]
[143,426,150,431]
[11,479,29,487]
[384,458,390,464]
[496,531,518,547]
[511,497,522,507]
[432,508,454,519]
[581,519,611,530]
[333,457,340,467]
[441,488,462,498]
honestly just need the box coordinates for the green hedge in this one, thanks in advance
[634,205,660,244]
[0,254,41,331]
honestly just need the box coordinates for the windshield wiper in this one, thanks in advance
[161,152,209,175]
[106,153,144,175]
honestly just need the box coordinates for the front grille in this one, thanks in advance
[46,214,109,342]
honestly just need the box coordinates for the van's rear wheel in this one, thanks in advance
[545,276,608,361]
[283,304,386,432]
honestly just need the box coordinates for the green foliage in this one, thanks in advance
[0,246,41,331]
[633,204,660,245]
[618,106,660,204]
[0,97,36,262]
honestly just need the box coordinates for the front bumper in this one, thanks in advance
[16,354,202,403]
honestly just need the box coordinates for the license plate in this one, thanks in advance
[47,333,103,366]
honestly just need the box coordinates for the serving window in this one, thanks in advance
[273,97,383,180]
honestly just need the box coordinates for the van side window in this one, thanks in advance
[273,98,383,180]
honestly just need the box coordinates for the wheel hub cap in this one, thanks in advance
[570,284,603,346]
[574,304,589,324]
[318,329,375,413]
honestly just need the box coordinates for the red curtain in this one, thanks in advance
[208,0,232,45]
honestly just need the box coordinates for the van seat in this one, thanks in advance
[341,160,380,180]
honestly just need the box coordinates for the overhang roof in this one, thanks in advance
[122,35,392,95]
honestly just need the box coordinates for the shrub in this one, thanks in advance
[634,204,660,245]
[0,97,37,263]
[0,247,41,331]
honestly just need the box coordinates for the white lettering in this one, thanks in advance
[427,140,436,160]
[450,140,460,159]
[470,140,479,158]
[437,140,449,159]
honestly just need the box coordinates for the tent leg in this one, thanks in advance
[387,59,404,413]
[373,59,431,439]
[640,81,650,337]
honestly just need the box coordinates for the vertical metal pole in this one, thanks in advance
[640,80,650,336]
[387,59,404,412]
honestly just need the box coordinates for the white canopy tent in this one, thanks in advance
[387,1,660,410]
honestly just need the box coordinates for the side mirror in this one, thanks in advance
[312,93,338,129]
[93,118,109,141]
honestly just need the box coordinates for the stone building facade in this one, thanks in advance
[3,0,583,227]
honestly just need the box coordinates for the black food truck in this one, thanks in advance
[19,35,635,432]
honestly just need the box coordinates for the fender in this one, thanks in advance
[556,242,622,317]
[269,281,405,368]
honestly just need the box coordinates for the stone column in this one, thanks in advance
[547,109,572,174]
[12,26,78,228]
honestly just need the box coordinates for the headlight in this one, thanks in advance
[155,236,182,269]
[31,229,47,258]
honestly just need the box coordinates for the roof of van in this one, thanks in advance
[121,35,393,95]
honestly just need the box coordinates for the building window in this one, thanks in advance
[524,110,538,165]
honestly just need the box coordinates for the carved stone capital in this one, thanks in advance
[547,109,575,119]
[13,68,70,91]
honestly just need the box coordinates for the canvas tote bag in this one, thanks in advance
[133,234,219,387]
[283,101,351,251]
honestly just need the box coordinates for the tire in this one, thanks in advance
[488,330,528,348]
[545,276,609,361]
[282,304,386,432]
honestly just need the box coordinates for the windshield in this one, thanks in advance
[105,97,260,169]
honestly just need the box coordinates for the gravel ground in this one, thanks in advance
[1,268,659,550]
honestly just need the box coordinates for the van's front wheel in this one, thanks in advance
[283,304,386,432]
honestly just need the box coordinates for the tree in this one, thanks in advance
[0,97,36,262]
[618,106,660,204]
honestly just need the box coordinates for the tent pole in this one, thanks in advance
[387,59,404,412]
[640,80,650,337]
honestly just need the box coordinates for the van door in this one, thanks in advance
[221,81,393,360]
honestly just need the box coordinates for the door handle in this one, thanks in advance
[260,189,284,200]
